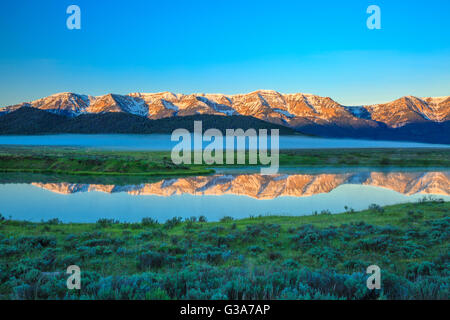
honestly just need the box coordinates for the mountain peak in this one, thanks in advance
[2,91,449,129]
[249,89,281,94]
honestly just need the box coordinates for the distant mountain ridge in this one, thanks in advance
[0,91,449,143]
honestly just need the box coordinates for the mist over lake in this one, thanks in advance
[0,134,448,150]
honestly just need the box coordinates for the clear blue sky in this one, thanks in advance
[0,0,449,106]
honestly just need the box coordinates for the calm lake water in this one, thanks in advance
[0,169,448,222]
[0,134,449,150]
[0,135,448,222]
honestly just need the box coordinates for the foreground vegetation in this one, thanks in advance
[0,200,448,300]
[0,146,213,177]
[0,146,449,178]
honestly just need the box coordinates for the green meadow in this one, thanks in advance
[0,200,448,299]
[0,145,448,300]
[0,146,449,177]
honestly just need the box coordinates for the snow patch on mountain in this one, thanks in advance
[420,96,450,104]
[196,96,236,116]
[343,106,372,120]
[162,100,179,112]
[120,96,148,117]
[301,94,325,113]
[273,108,295,118]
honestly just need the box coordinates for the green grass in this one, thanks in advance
[276,148,450,167]
[0,146,449,178]
[0,200,448,299]
[0,147,213,177]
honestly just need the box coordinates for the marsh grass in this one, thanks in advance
[0,201,448,299]
[0,146,449,179]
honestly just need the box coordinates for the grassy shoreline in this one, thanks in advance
[0,200,448,299]
[0,146,449,177]
[3,198,447,227]
[0,167,214,176]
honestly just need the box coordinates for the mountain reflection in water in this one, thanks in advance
[1,170,448,222]
[30,171,450,198]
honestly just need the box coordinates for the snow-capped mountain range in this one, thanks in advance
[1,90,449,130]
